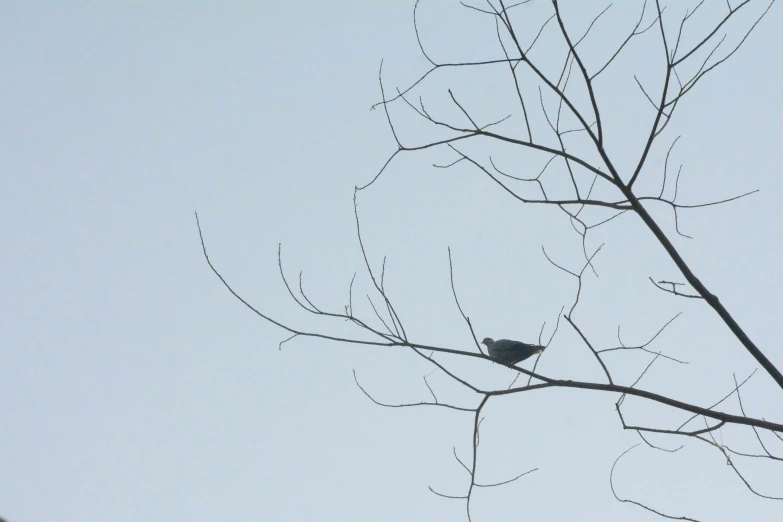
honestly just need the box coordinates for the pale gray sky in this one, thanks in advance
[2,2,782,521]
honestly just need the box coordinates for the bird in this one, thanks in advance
[481,337,545,365]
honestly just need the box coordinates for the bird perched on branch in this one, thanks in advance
[481,338,545,365]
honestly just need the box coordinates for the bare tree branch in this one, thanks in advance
[610,445,702,521]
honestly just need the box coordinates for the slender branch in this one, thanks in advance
[353,370,476,412]
[610,445,702,521]
[566,315,613,384]
[448,247,485,355]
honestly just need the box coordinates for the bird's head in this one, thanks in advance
[481,337,494,347]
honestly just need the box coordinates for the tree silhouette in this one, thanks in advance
[199,1,781,519]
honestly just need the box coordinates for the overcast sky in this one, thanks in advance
[2,2,782,521]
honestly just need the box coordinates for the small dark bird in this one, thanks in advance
[481,338,545,365]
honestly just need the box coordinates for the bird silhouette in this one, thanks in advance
[481,338,545,365]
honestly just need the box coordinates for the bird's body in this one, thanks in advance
[481,338,545,365]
